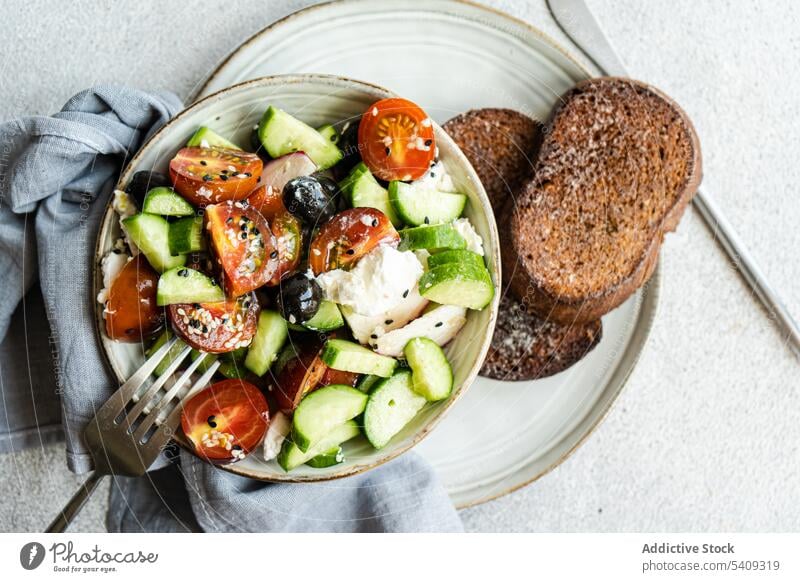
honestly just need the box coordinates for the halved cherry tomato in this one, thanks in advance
[247,184,286,220]
[318,367,360,388]
[267,212,302,285]
[308,207,400,275]
[358,98,436,182]
[181,379,269,463]
[206,201,279,297]
[105,254,164,341]
[269,339,327,414]
[169,146,262,206]
[168,293,259,354]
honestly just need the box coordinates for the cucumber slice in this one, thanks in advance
[316,124,340,144]
[291,384,368,452]
[216,347,248,379]
[305,445,344,468]
[258,106,343,170]
[302,300,344,331]
[277,420,359,471]
[388,181,467,226]
[187,126,242,150]
[320,339,397,378]
[341,163,403,227]
[122,213,186,273]
[363,370,427,449]
[156,266,225,306]
[168,216,206,255]
[244,310,289,376]
[356,374,383,393]
[142,187,195,217]
[147,331,188,376]
[404,337,453,401]
[190,349,218,373]
[398,223,466,252]
[426,249,485,270]
[418,263,494,310]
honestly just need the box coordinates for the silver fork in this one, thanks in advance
[45,337,220,532]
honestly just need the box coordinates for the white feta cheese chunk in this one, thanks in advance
[112,189,140,255]
[97,249,131,306]
[316,245,424,317]
[263,412,291,462]
[452,218,484,256]
[341,286,429,345]
[374,304,467,357]
[414,160,457,193]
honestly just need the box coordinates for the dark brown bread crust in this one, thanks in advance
[506,78,702,324]
[442,108,541,210]
[480,293,602,381]
[444,108,602,381]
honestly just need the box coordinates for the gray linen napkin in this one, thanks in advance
[0,85,462,533]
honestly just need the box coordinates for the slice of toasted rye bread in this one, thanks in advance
[505,77,702,324]
[442,108,541,210]
[444,108,602,381]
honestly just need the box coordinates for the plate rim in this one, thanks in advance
[94,72,501,484]
[189,0,662,508]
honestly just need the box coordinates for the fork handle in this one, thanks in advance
[45,472,104,532]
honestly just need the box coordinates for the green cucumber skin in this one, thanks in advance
[363,370,427,449]
[398,224,466,252]
[147,331,188,376]
[320,339,397,378]
[258,106,343,170]
[316,124,340,144]
[244,310,289,376]
[302,300,344,332]
[122,214,186,273]
[426,249,485,270]
[305,446,344,468]
[404,337,453,401]
[156,266,225,306]
[278,420,359,472]
[291,384,368,452]
[356,374,383,393]
[187,126,242,150]
[418,263,495,310]
[342,163,403,227]
[388,181,466,226]
[168,216,206,255]
[142,187,195,217]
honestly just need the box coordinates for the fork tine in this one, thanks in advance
[93,336,180,422]
[133,355,221,444]
[123,345,192,427]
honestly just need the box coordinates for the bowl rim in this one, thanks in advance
[94,73,501,483]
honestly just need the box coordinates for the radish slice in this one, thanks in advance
[262,152,318,193]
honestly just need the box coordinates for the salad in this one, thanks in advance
[98,96,495,471]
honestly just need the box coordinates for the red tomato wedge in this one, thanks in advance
[247,184,286,220]
[205,202,279,296]
[168,293,259,354]
[318,367,360,388]
[248,152,317,219]
[181,379,269,463]
[358,98,435,182]
[169,146,262,206]
[105,254,164,342]
[267,212,303,285]
[308,207,399,275]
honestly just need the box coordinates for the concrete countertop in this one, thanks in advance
[0,0,797,532]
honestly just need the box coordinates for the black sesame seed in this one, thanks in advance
[232,444,242,451]
[112,249,121,254]
[425,139,433,146]
[243,172,251,177]
[240,223,248,231]
[210,278,218,286]
[346,249,355,255]
[178,268,189,277]
[220,174,229,181]
[385,147,391,156]
[252,227,260,236]
[200,160,208,166]
[270,250,278,259]
[430,172,436,178]
[402,289,409,298]
[435,321,443,328]
[207,415,217,428]
[221,169,228,174]
[202,325,209,334]
[202,175,212,181]
[226,217,233,224]
[385,319,394,325]
[424,216,430,224]
[371,219,378,227]
[193,303,201,309]
[240,232,247,239]
[370,334,378,339]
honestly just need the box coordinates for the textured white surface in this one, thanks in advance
[0,0,797,532]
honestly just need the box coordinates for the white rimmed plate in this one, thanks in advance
[193,0,660,509]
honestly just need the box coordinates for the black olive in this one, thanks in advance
[125,170,170,206]
[331,119,361,181]
[314,175,348,211]
[277,272,322,325]
[282,176,337,226]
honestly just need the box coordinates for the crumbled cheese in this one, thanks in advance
[263,412,291,461]
[452,217,484,256]
[316,245,424,317]
[413,160,456,192]
[112,189,140,255]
